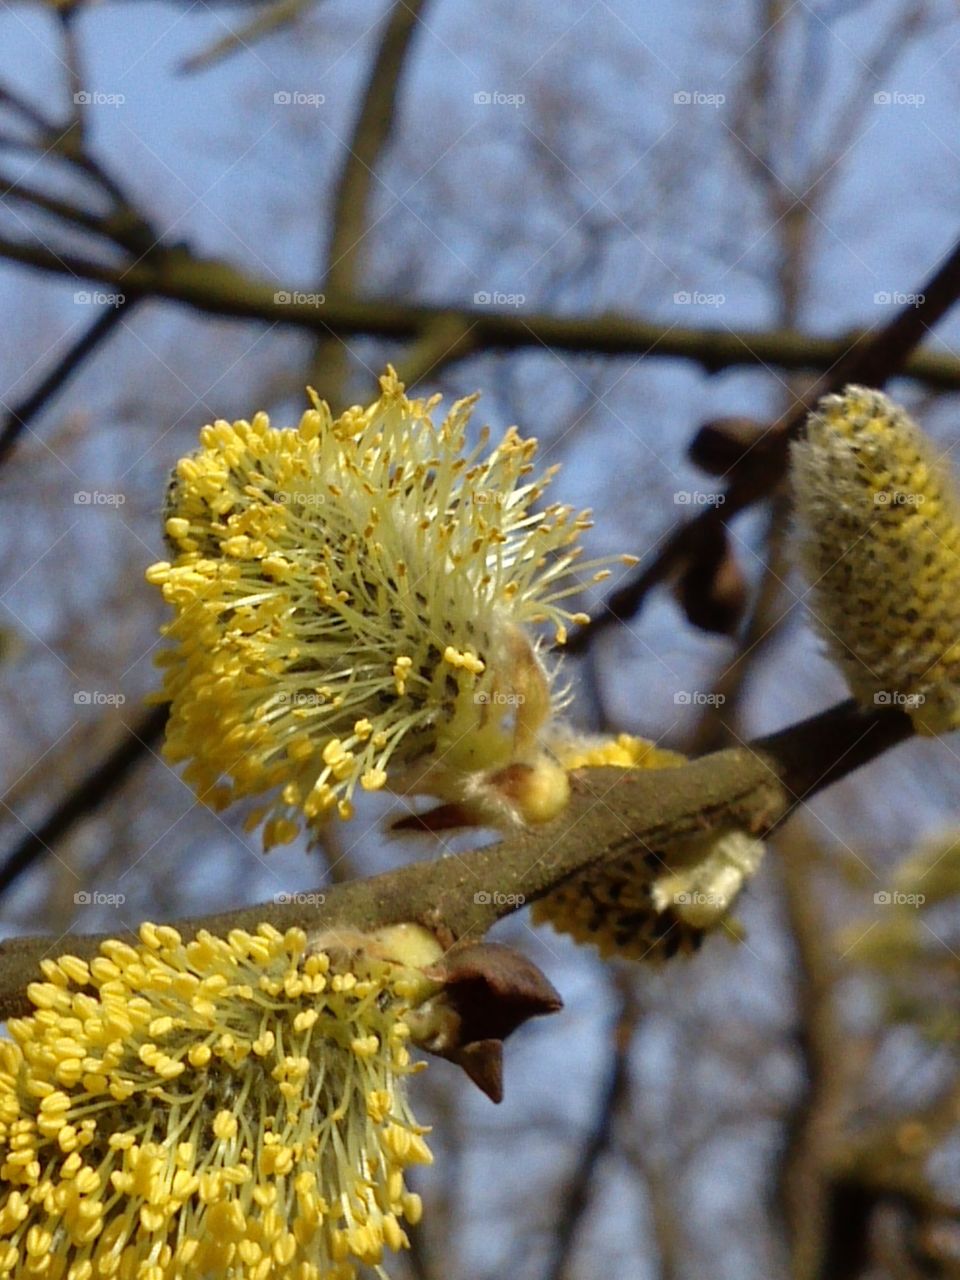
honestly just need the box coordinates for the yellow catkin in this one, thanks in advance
[532,734,766,960]
[146,367,631,841]
[0,923,433,1280]
[791,384,960,735]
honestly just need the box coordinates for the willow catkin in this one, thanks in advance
[791,384,960,736]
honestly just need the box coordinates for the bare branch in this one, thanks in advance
[4,232,960,390]
[0,706,166,901]
[542,973,640,1280]
[177,0,318,75]
[309,0,431,398]
[568,233,960,653]
[0,77,160,245]
[324,0,430,296]
[0,298,135,467]
[777,826,851,1280]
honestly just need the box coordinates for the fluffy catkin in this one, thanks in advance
[146,368,633,842]
[531,734,766,960]
[0,922,433,1280]
[791,384,960,736]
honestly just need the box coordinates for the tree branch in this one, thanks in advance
[4,235,960,388]
[568,232,960,652]
[0,697,913,1019]
[310,0,431,398]
[324,0,429,295]
[542,974,640,1280]
[777,826,851,1280]
[0,297,134,467]
[0,705,166,901]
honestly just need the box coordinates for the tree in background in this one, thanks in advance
[2,1,960,1277]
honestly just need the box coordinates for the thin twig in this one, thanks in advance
[542,973,641,1280]
[687,493,793,755]
[0,299,134,468]
[0,75,159,242]
[776,824,853,1280]
[311,0,432,397]
[567,233,960,653]
[0,705,166,901]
